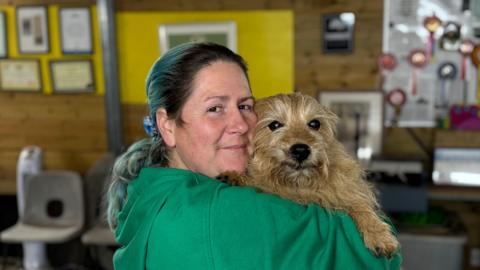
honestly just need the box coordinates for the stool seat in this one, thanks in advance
[81,226,117,245]
[1,223,82,243]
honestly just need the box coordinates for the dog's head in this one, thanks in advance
[251,93,339,188]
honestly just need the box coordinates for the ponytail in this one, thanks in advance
[106,137,168,229]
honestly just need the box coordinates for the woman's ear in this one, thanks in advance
[156,108,176,147]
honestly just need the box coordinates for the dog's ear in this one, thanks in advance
[253,97,270,119]
[321,106,339,137]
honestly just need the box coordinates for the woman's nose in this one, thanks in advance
[228,109,249,134]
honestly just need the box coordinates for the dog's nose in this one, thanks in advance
[289,144,311,163]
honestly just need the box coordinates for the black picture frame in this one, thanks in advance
[59,6,93,54]
[49,59,95,93]
[0,11,7,58]
[322,12,355,53]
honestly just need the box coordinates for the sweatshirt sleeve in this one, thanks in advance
[209,183,402,270]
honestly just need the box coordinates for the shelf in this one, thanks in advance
[428,185,480,202]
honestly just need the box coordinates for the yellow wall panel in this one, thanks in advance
[116,10,293,104]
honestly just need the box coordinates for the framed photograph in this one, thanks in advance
[0,59,42,92]
[59,7,92,54]
[158,21,237,55]
[50,60,94,93]
[318,90,383,161]
[322,12,355,53]
[16,6,50,54]
[0,11,7,58]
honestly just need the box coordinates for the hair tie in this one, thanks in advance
[143,116,158,138]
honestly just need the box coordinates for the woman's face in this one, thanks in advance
[165,60,257,178]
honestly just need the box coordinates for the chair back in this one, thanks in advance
[22,171,84,228]
[83,153,115,228]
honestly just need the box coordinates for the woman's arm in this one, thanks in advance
[143,169,401,270]
[211,184,401,270]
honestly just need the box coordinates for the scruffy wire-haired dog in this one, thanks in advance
[222,93,399,256]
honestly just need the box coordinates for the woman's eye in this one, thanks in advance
[239,104,253,111]
[308,119,321,130]
[268,120,284,131]
[207,106,223,113]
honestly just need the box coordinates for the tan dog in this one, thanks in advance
[222,93,399,257]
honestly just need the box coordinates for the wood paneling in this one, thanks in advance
[0,93,108,194]
[294,2,383,96]
[0,92,151,194]
[3,0,478,195]
[0,0,95,5]
[113,0,384,98]
[435,130,480,148]
[122,103,148,145]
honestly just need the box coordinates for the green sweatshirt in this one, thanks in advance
[114,168,401,269]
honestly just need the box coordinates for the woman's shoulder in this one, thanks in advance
[138,167,349,222]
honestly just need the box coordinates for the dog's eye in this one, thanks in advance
[268,121,284,131]
[308,119,321,130]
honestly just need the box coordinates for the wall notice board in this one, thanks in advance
[382,0,480,127]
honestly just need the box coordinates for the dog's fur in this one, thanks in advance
[224,93,399,256]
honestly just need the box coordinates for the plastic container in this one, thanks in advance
[399,233,467,270]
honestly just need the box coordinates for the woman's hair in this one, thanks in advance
[107,42,249,229]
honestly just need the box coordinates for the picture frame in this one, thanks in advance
[317,90,383,161]
[0,59,42,92]
[322,12,355,53]
[49,60,94,93]
[59,7,93,54]
[158,21,237,55]
[0,11,7,58]
[16,6,50,54]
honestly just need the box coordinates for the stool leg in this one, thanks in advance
[23,242,52,270]
[1,243,9,270]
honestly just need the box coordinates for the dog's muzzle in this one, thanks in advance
[289,143,311,164]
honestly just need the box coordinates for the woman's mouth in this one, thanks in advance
[222,144,247,150]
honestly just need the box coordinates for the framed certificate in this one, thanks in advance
[0,59,42,92]
[0,11,7,58]
[16,6,50,54]
[59,7,93,54]
[318,90,383,161]
[159,22,237,55]
[50,60,94,93]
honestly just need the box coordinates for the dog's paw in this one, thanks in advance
[215,171,245,186]
[364,225,400,257]
[215,174,231,183]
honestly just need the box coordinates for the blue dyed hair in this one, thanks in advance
[107,42,249,229]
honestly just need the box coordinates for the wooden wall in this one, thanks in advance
[0,93,107,193]
[0,0,480,189]
[115,0,383,96]
[0,0,385,193]
[2,0,478,191]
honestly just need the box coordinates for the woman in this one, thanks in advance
[107,42,401,269]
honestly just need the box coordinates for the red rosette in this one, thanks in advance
[459,39,475,56]
[423,15,441,33]
[387,88,407,107]
[408,49,428,68]
[378,53,397,71]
